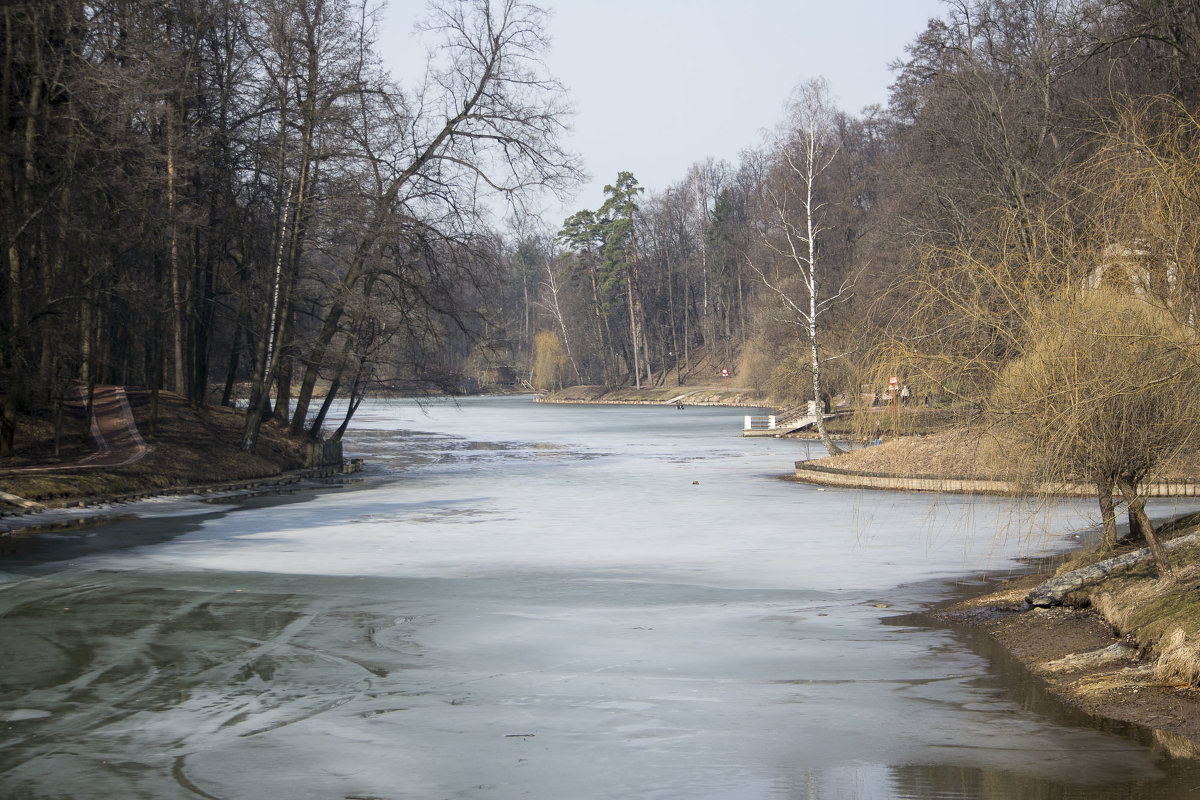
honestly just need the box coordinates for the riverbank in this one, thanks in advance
[0,388,344,519]
[0,463,363,540]
[934,565,1200,757]
[535,384,770,407]
[802,429,1200,753]
[0,379,767,524]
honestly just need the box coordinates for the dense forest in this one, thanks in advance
[1,0,580,456]
[4,0,1200,489]
[527,1,1200,398]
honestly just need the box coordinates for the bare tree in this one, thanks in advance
[876,86,1200,575]
[278,0,580,447]
[536,253,583,386]
[988,289,1200,575]
[1086,94,1200,326]
[748,78,850,455]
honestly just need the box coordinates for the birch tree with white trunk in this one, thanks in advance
[537,255,583,385]
[749,77,849,456]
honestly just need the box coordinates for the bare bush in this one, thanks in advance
[988,289,1200,573]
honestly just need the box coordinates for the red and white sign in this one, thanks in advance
[889,375,899,388]
[721,369,729,377]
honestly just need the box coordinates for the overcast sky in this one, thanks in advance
[379,1,948,216]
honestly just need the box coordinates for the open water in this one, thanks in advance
[2,396,1200,799]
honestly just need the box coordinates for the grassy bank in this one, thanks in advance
[1044,517,1200,687]
[0,389,307,507]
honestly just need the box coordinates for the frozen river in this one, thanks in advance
[2,396,1199,798]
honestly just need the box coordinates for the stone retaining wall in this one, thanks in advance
[306,438,345,468]
[793,461,1200,497]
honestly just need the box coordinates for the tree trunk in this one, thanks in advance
[808,241,841,455]
[242,181,294,452]
[629,227,651,386]
[272,307,293,424]
[221,250,251,408]
[736,266,746,344]
[309,371,342,438]
[80,379,95,446]
[1027,530,1200,607]
[309,334,355,437]
[1128,500,1149,542]
[52,379,62,457]
[543,265,582,385]
[1,238,19,455]
[221,324,242,408]
[0,378,16,456]
[585,246,608,381]
[190,233,217,406]
[663,230,680,386]
[332,363,370,441]
[1117,476,1173,578]
[290,271,354,434]
[167,97,187,397]
[809,314,842,455]
[1096,474,1118,550]
[683,259,690,377]
[625,270,640,389]
[149,324,163,439]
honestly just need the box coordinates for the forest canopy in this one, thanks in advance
[5,0,1200,487]
[1,0,579,454]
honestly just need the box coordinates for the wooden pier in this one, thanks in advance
[743,401,831,437]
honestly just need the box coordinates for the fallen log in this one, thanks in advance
[1041,642,1137,672]
[0,491,44,511]
[1027,530,1200,607]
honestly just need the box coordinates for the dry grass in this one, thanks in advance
[817,420,1200,484]
[815,428,1018,479]
[1085,546,1200,687]
[1156,629,1200,686]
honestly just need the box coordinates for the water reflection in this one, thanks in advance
[886,761,1200,800]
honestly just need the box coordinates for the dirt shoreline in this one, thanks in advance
[929,569,1200,757]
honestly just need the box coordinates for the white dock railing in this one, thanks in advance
[744,415,777,431]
